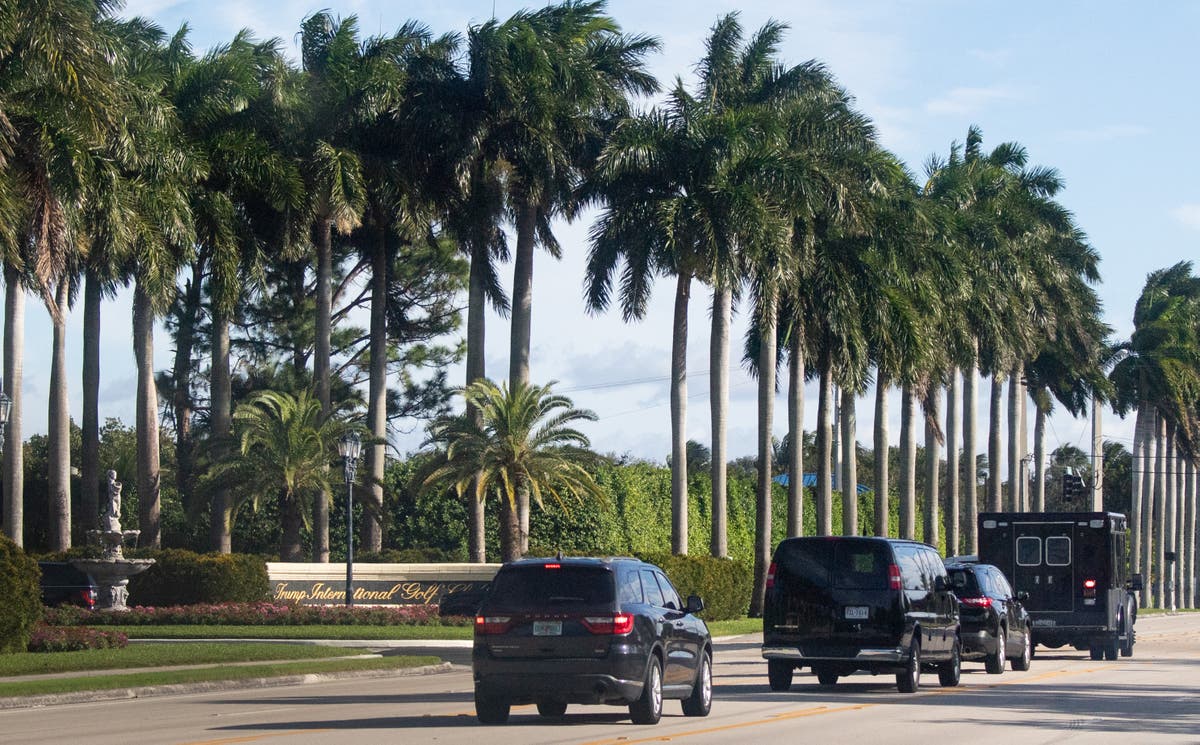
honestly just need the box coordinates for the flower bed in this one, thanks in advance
[28,624,128,652]
[43,602,473,627]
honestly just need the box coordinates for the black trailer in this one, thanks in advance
[977,511,1141,660]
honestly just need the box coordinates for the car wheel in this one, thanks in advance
[938,638,961,687]
[1010,627,1032,671]
[630,657,663,725]
[475,694,510,724]
[1121,624,1135,658]
[896,640,920,693]
[767,659,794,692]
[815,667,839,687]
[681,651,712,717]
[985,626,1005,674]
[1089,644,1104,661]
[536,700,567,717]
[1104,636,1119,661]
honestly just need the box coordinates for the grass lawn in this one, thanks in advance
[112,624,475,640]
[0,642,375,677]
[0,655,441,698]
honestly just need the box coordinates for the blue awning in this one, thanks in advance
[773,473,871,495]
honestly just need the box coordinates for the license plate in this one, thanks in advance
[1033,618,1056,627]
[533,620,562,636]
[845,606,869,620]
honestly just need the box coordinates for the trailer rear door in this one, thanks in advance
[1012,520,1074,612]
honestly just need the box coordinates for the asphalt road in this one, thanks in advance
[4,613,1199,745]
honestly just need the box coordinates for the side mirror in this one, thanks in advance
[1129,574,1144,592]
[686,595,705,615]
[934,576,949,593]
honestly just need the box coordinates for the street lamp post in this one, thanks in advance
[338,431,362,607]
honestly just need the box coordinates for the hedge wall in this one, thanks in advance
[128,549,270,605]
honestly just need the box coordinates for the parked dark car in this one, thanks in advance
[944,561,1032,673]
[472,556,712,725]
[762,536,961,693]
[38,561,98,608]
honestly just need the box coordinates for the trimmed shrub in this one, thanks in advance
[44,602,470,627]
[637,552,752,621]
[128,550,270,605]
[356,547,460,563]
[0,535,42,653]
[27,624,127,652]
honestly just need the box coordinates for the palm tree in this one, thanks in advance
[424,379,605,562]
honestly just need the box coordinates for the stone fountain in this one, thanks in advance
[72,471,155,611]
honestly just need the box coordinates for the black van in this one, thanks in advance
[762,536,961,693]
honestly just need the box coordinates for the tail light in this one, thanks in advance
[80,589,97,608]
[766,562,777,591]
[888,564,902,590]
[581,613,634,635]
[960,596,993,608]
[1083,579,1097,598]
[474,615,513,634]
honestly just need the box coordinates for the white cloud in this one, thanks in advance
[1060,124,1150,143]
[1171,204,1200,231]
[924,85,1019,116]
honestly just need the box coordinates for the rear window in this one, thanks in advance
[948,568,982,596]
[775,539,892,590]
[486,566,615,610]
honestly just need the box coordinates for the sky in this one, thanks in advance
[17,0,1200,476]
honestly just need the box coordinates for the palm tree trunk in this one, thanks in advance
[874,372,889,537]
[1018,366,1028,509]
[816,356,833,536]
[281,493,303,562]
[81,271,101,531]
[923,386,940,548]
[669,271,690,555]
[313,218,333,563]
[133,283,160,548]
[1175,441,1185,608]
[751,295,777,616]
[963,358,978,553]
[1007,367,1021,511]
[785,326,802,539]
[1165,427,1177,609]
[48,281,71,550]
[209,310,232,553]
[466,244,488,562]
[1131,406,1146,576]
[363,224,388,553]
[1141,408,1157,608]
[900,385,916,540]
[2,268,24,546]
[831,387,841,492]
[510,202,537,553]
[1184,459,1196,609]
[711,285,732,554]
[1033,400,1047,511]
[841,390,857,536]
[945,371,959,555]
[171,261,204,520]
[988,375,1004,512]
[1155,413,1166,607]
[498,493,521,563]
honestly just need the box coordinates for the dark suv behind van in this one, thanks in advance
[762,536,960,693]
[472,557,712,725]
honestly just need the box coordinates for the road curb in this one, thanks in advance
[0,661,454,710]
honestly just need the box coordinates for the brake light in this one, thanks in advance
[888,564,902,591]
[474,615,512,634]
[1083,578,1097,598]
[960,596,993,608]
[766,562,776,590]
[544,563,561,569]
[581,613,634,635]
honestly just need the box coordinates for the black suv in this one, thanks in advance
[472,556,712,725]
[944,561,1032,674]
[38,562,98,608]
[762,536,960,693]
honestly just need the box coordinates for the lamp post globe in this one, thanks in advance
[338,431,362,607]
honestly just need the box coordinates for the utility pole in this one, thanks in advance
[1091,395,1103,511]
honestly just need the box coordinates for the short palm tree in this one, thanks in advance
[424,379,605,562]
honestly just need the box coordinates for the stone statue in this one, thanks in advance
[103,470,122,532]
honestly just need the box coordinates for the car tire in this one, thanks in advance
[896,640,920,693]
[1089,645,1104,661]
[985,626,1005,674]
[1121,625,1135,658]
[815,667,839,687]
[681,651,712,717]
[475,694,510,724]
[938,638,961,687]
[1104,637,1119,661]
[1010,627,1032,671]
[767,659,794,692]
[536,700,567,717]
[630,657,663,725]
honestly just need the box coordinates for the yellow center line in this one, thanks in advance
[175,729,332,745]
[576,704,868,745]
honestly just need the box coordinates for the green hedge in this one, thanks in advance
[637,552,752,621]
[0,536,41,653]
[128,549,270,605]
